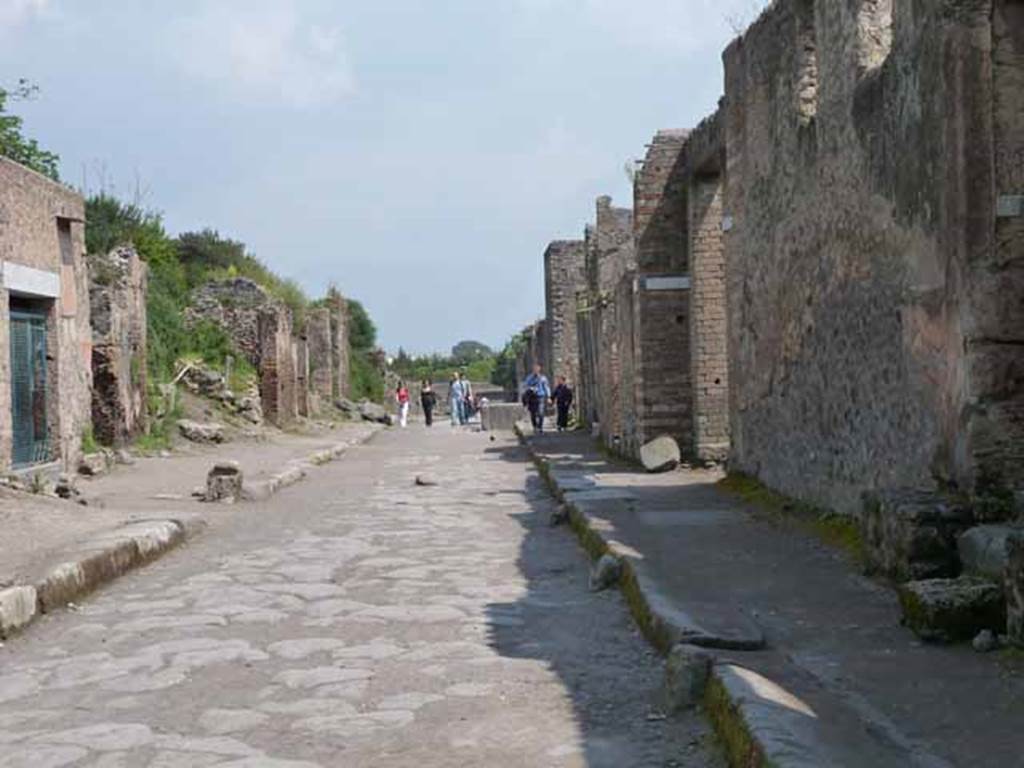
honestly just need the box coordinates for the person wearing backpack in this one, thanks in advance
[521,363,551,434]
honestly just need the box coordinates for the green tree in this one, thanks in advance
[347,299,377,350]
[0,80,59,180]
[451,340,493,363]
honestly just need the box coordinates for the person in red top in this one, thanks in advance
[395,381,411,428]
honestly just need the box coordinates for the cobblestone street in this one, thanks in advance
[0,426,719,767]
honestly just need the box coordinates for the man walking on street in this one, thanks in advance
[522,363,551,435]
[552,375,573,432]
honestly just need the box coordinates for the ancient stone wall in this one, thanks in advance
[630,131,693,454]
[257,305,299,427]
[327,292,350,400]
[543,240,585,388]
[0,157,91,472]
[296,336,311,417]
[584,197,635,447]
[722,0,1022,514]
[88,246,148,447]
[306,307,334,405]
[186,278,271,367]
[685,112,730,462]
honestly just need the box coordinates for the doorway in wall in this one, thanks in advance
[9,297,51,467]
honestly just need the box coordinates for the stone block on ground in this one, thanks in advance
[0,585,38,638]
[897,577,1005,643]
[973,629,999,653]
[335,398,359,414]
[640,436,681,473]
[1005,533,1024,646]
[206,461,244,503]
[958,524,1024,580]
[358,401,391,425]
[590,553,623,592]
[481,403,523,431]
[177,419,226,444]
[664,643,713,711]
[415,475,438,487]
[78,452,111,477]
[862,489,974,582]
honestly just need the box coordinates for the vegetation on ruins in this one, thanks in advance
[491,334,527,392]
[84,192,385,445]
[345,298,386,402]
[0,80,60,181]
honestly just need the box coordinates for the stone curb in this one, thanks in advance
[241,425,384,502]
[0,516,205,640]
[514,425,826,768]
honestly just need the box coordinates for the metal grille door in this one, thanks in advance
[10,310,49,466]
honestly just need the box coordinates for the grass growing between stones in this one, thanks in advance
[704,674,770,768]
[718,473,867,567]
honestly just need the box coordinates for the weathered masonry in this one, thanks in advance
[0,157,92,473]
[543,240,585,387]
[88,246,148,447]
[723,0,1024,515]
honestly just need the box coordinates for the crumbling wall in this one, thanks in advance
[631,130,693,454]
[543,240,586,388]
[723,0,1014,514]
[588,197,635,446]
[306,307,334,405]
[296,336,311,417]
[257,305,299,427]
[0,157,91,472]
[186,278,270,367]
[327,292,350,400]
[88,245,148,447]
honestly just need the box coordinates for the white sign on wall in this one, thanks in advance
[643,276,691,291]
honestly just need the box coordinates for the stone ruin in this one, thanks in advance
[88,245,148,447]
[535,0,1024,642]
[185,278,351,428]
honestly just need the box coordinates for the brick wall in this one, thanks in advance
[631,131,693,454]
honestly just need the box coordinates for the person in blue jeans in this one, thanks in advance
[449,372,465,426]
[521,363,551,434]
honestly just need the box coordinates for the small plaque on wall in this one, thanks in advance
[643,276,691,291]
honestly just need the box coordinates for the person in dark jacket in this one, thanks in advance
[551,376,574,432]
[420,380,437,427]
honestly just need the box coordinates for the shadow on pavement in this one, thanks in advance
[480,440,720,768]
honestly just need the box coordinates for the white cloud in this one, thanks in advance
[170,1,354,108]
[0,0,50,33]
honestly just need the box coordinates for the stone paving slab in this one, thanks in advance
[0,422,722,767]
[519,426,1024,768]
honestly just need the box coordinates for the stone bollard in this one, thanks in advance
[664,644,713,711]
[589,553,623,592]
[640,436,681,473]
[205,461,244,503]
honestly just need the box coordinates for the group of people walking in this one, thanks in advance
[392,372,479,428]
[520,363,573,435]
[392,364,574,434]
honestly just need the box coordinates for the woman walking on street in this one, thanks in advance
[396,380,411,428]
[420,379,437,427]
[521,363,551,435]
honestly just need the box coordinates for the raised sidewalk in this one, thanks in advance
[518,427,1023,768]
[0,422,381,640]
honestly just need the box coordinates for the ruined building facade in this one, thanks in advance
[0,157,92,474]
[542,0,1023,512]
[88,246,148,447]
[543,240,585,387]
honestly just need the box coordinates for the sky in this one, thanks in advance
[0,0,766,355]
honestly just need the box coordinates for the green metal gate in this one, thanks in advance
[10,308,49,466]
